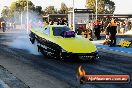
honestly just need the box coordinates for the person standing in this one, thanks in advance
[94,20,101,40]
[105,22,110,40]
[128,20,131,30]
[1,21,6,32]
[76,26,83,35]
[109,18,117,47]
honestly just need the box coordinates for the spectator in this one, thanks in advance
[88,28,93,41]
[1,21,6,32]
[105,22,110,40]
[93,20,101,40]
[76,26,83,35]
[61,18,68,25]
[49,20,54,25]
[120,22,125,34]
[117,21,120,33]
[109,19,117,47]
[128,21,131,30]
[125,21,128,32]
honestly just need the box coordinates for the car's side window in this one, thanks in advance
[43,27,50,35]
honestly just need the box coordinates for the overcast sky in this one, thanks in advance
[0,0,132,17]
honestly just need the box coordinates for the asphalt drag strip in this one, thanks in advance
[0,46,72,88]
[0,65,29,88]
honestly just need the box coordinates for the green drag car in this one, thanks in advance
[29,25,99,60]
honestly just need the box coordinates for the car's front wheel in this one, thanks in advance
[59,51,65,61]
[29,32,35,44]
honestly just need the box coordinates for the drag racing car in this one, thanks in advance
[29,25,99,60]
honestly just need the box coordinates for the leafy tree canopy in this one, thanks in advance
[86,0,115,14]
[1,0,42,19]
[59,2,69,14]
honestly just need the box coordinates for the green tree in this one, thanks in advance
[59,2,68,14]
[10,0,35,12]
[1,0,43,23]
[10,2,17,12]
[44,6,57,14]
[104,0,115,14]
[1,6,10,21]
[9,0,36,23]
[35,6,42,15]
[1,6,9,18]
[86,0,115,14]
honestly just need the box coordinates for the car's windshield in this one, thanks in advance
[53,26,70,36]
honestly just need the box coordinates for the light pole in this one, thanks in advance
[21,11,23,29]
[72,0,75,31]
[96,0,97,21]
[26,0,29,33]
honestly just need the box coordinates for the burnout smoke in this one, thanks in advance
[8,11,43,55]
